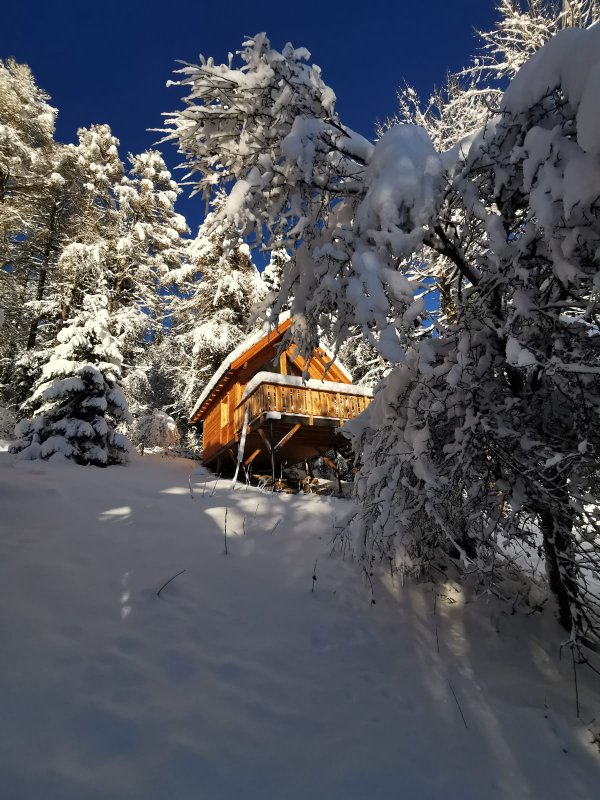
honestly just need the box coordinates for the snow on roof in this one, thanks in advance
[239,371,372,407]
[188,313,353,422]
[188,321,282,422]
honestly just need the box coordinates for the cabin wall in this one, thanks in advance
[202,403,222,462]
[201,381,244,462]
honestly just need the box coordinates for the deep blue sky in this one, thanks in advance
[2,1,498,233]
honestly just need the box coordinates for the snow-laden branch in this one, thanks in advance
[166,24,600,646]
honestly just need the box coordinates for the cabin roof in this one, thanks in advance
[188,314,353,424]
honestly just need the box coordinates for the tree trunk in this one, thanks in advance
[26,202,57,350]
[0,272,30,397]
[539,489,577,634]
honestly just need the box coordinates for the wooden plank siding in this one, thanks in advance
[233,381,371,438]
[193,319,371,468]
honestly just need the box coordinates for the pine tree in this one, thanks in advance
[20,124,125,356]
[131,408,180,453]
[1,121,125,408]
[262,249,285,295]
[113,150,188,341]
[337,332,390,388]
[0,58,57,401]
[1,58,190,459]
[10,296,130,466]
[166,205,266,426]
[0,58,56,235]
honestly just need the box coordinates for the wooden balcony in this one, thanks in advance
[233,373,372,437]
[205,372,374,472]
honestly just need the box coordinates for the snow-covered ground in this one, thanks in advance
[1,450,599,799]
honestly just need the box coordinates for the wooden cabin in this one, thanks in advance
[189,317,373,477]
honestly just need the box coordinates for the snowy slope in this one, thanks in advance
[0,451,599,799]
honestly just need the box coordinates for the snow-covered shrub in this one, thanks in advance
[10,296,130,466]
[131,408,180,453]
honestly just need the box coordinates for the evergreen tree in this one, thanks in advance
[1,120,125,408]
[113,150,188,344]
[131,408,180,453]
[0,57,56,241]
[166,205,266,426]
[10,295,130,466]
[0,58,189,461]
[262,249,286,295]
[337,331,390,388]
[20,124,124,356]
[0,58,57,400]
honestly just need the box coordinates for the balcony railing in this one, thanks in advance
[234,373,372,436]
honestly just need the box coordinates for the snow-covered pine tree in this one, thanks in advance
[104,149,189,435]
[10,295,130,466]
[337,332,390,388]
[40,139,188,442]
[261,246,292,314]
[24,125,125,353]
[262,248,288,295]
[0,62,188,453]
[1,120,125,410]
[114,150,188,340]
[0,59,58,404]
[0,57,56,249]
[166,202,266,429]
[119,329,180,447]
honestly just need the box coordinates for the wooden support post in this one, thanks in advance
[244,448,262,467]
[257,428,272,453]
[279,351,287,375]
[274,423,302,453]
[269,420,276,489]
[321,455,338,471]
[226,448,237,466]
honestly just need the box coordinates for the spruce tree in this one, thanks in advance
[166,204,266,426]
[10,296,130,466]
